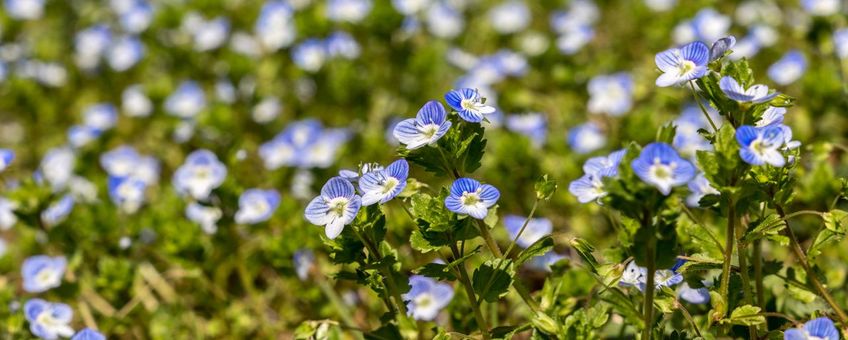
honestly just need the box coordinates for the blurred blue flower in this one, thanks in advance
[67,125,102,149]
[82,104,118,131]
[173,150,227,200]
[504,215,552,248]
[74,26,112,69]
[491,49,528,77]
[445,88,496,123]
[304,177,362,239]
[259,119,348,169]
[835,29,848,60]
[555,25,594,55]
[672,105,715,157]
[756,106,786,127]
[292,39,327,72]
[339,163,383,182]
[119,1,153,33]
[736,125,786,167]
[488,1,530,34]
[100,146,160,185]
[426,2,464,39]
[801,0,841,16]
[71,328,106,340]
[107,36,145,71]
[644,0,676,12]
[235,189,281,224]
[392,0,427,15]
[325,31,360,59]
[186,202,222,234]
[583,149,626,176]
[653,259,686,288]
[709,35,735,61]
[0,197,17,230]
[631,142,696,195]
[768,50,806,86]
[39,147,76,191]
[22,255,66,293]
[686,173,719,207]
[293,249,315,281]
[728,35,761,61]
[588,72,633,116]
[654,41,709,87]
[165,80,206,119]
[326,0,372,23]
[256,1,296,51]
[192,17,230,52]
[785,317,839,340]
[567,121,606,154]
[24,299,74,340]
[252,97,282,123]
[41,195,75,227]
[403,275,454,321]
[690,8,730,43]
[444,178,500,219]
[108,176,147,214]
[393,100,452,150]
[5,0,44,20]
[719,76,778,103]
[620,259,685,292]
[359,159,408,206]
[506,112,547,147]
[526,251,566,272]
[568,149,624,204]
[0,149,15,172]
[678,282,710,304]
[122,85,152,117]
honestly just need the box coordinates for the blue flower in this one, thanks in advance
[690,8,730,43]
[186,202,222,234]
[425,2,464,39]
[108,176,147,214]
[74,25,111,69]
[756,106,786,127]
[107,35,145,71]
[631,143,696,195]
[709,36,735,61]
[172,150,227,200]
[768,50,806,86]
[504,215,552,248]
[719,76,778,103]
[686,173,719,207]
[505,112,547,147]
[41,195,75,227]
[293,249,315,281]
[403,275,454,321]
[292,39,327,72]
[785,317,840,340]
[122,85,152,117]
[325,31,360,59]
[620,258,685,292]
[567,122,607,154]
[654,41,709,87]
[256,1,296,51]
[5,0,44,20]
[165,81,206,119]
[67,125,102,149]
[583,149,626,177]
[24,299,74,340]
[0,149,15,172]
[555,25,594,55]
[326,0,372,23]
[569,149,625,203]
[488,0,530,34]
[339,163,383,182]
[39,147,76,191]
[119,1,153,34]
[359,159,409,206]
[736,125,786,167]
[444,178,500,219]
[72,328,106,340]
[835,28,848,60]
[587,73,633,116]
[83,104,118,131]
[526,251,567,272]
[801,0,841,16]
[392,0,427,15]
[22,255,66,293]
[305,177,362,239]
[234,189,281,224]
[673,105,715,157]
[678,282,710,304]
[445,88,497,123]
[393,100,452,150]
[191,17,230,51]
[100,146,160,185]
[0,197,17,229]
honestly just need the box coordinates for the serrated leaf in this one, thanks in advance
[515,236,555,267]
[727,305,765,326]
[472,259,514,302]
[570,238,598,273]
[743,214,785,243]
[823,210,848,232]
[415,263,457,281]
[535,174,558,200]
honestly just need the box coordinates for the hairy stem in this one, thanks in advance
[753,239,765,310]
[734,209,757,338]
[719,200,735,319]
[450,243,491,339]
[642,235,657,340]
[503,198,540,259]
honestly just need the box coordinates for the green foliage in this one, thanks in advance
[472,259,514,303]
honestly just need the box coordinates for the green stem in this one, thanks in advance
[316,274,361,338]
[719,200,735,320]
[733,208,757,339]
[353,228,408,316]
[688,81,718,132]
[642,235,657,340]
[753,239,765,310]
[449,243,491,340]
[503,199,540,259]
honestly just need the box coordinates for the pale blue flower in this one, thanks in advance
[736,125,786,167]
[526,251,566,272]
[555,25,594,55]
[654,41,709,87]
[327,0,372,23]
[304,177,362,239]
[503,215,552,248]
[785,317,839,340]
[24,299,74,340]
[325,31,360,60]
[505,113,547,147]
[67,125,101,149]
[568,149,625,204]
[235,189,281,224]
[256,1,296,51]
[588,72,633,116]
[0,197,17,230]
[165,81,206,119]
[673,105,714,157]
[756,106,786,127]
[172,150,227,200]
[392,0,427,15]
[72,328,106,340]
[83,104,118,131]
[687,173,719,207]
[690,8,730,43]
[728,35,761,61]
[186,202,222,234]
[393,100,452,150]
[108,176,147,214]
[620,259,685,292]
[631,143,696,195]
[339,163,383,182]
[100,146,160,185]
[292,39,327,72]
[39,147,76,191]
[192,17,230,51]
[0,149,15,172]
[644,0,676,12]
[41,195,75,227]
[119,1,153,33]
[426,2,464,39]
[293,249,315,281]
[252,97,282,123]
[359,159,408,206]
[490,49,528,77]
[444,178,500,219]
[5,0,44,20]
[768,50,806,86]
[709,35,735,61]
[403,275,454,321]
[719,76,778,103]
[122,85,152,117]
[445,88,497,123]
[107,36,144,71]
[801,0,841,16]
[678,282,710,304]
[22,255,66,293]
[259,120,348,169]
[835,29,848,60]
[488,1,530,34]
[74,25,111,69]
[583,149,626,177]
[567,122,606,154]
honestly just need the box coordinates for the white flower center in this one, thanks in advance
[328,197,349,217]
[415,293,434,309]
[381,177,399,194]
[419,124,439,139]
[36,269,56,285]
[650,159,676,180]
[460,191,481,206]
[678,60,696,76]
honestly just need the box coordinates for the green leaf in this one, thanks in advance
[727,305,765,326]
[570,238,598,273]
[515,236,555,267]
[743,214,786,243]
[656,123,677,145]
[823,210,848,232]
[364,323,402,340]
[535,174,558,200]
[415,263,457,281]
[472,259,514,302]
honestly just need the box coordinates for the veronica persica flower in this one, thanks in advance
[686,173,719,207]
[631,143,696,195]
[719,76,778,103]
[107,36,144,72]
[234,189,281,224]
[107,176,147,214]
[835,29,848,60]
[165,81,206,119]
[445,88,497,123]
[173,150,227,200]
[620,259,685,291]
[72,328,106,340]
[326,0,372,23]
[293,249,315,281]
[305,177,362,239]
[445,178,500,219]
[653,259,685,288]
[393,100,452,150]
[678,282,710,304]
[736,125,785,167]
[0,197,17,230]
[83,103,118,131]
[569,149,625,203]
[654,41,709,87]
[756,106,786,127]
[768,50,806,86]
[122,85,152,117]
[619,260,647,289]
[0,149,14,172]
[5,0,45,20]
[41,195,75,227]
[784,317,839,340]
[186,202,222,234]
[22,255,67,293]
[292,39,327,72]
[24,299,74,340]
[403,275,454,321]
[504,215,552,248]
[505,113,547,147]
[359,159,408,206]
[587,73,633,116]
[709,35,736,61]
[568,122,607,154]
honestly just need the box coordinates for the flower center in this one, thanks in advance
[750,139,768,155]
[381,177,399,194]
[460,191,481,206]
[460,98,477,111]
[36,311,62,328]
[415,293,434,309]
[678,60,696,76]
[36,269,55,285]
[420,124,439,138]
[328,197,349,217]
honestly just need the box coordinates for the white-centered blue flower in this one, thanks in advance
[256,1,296,51]
[569,149,625,203]
[327,0,372,23]
[293,249,315,281]
[74,25,111,69]
[325,31,360,60]
[403,275,454,321]
[736,125,786,167]
[119,1,153,34]
[259,120,348,169]
[785,317,839,340]
[108,176,147,214]
[719,76,778,103]
[425,2,464,39]
[41,195,75,227]
[165,81,206,119]
[444,178,500,220]
[488,0,530,34]
[24,299,74,340]
[619,260,647,289]
[5,0,44,20]
[392,0,427,15]
[555,25,594,55]
[100,146,160,185]
[0,197,17,230]
[67,125,102,149]
[835,29,848,60]
[393,100,452,150]
[0,149,14,172]
[691,8,730,43]
[505,112,547,148]
[122,85,152,117]
[39,147,76,191]
[173,150,227,200]
[709,36,735,61]
[620,259,685,292]
[504,215,552,248]
[567,122,607,154]
[756,106,786,127]
[292,39,327,72]
[801,0,841,16]
[588,73,633,116]
[252,97,282,123]
[22,255,67,293]
[631,143,696,195]
[445,88,497,123]
[654,41,709,87]
[186,202,222,234]
[83,104,118,131]
[359,159,408,206]
[339,163,383,182]
[768,50,806,86]
[235,189,281,224]
[678,282,710,304]
[191,17,230,52]
[673,105,715,157]
[72,328,106,340]
[686,173,719,207]
[107,35,144,71]
[305,177,362,239]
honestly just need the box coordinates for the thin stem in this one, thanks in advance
[503,198,540,259]
[352,228,408,316]
[675,299,702,338]
[450,242,491,340]
[642,235,657,340]
[734,209,757,339]
[753,239,765,310]
[781,210,825,221]
[475,219,504,258]
[316,274,361,337]
[688,81,718,132]
[719,200,735,319]
[679,200,725,254]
